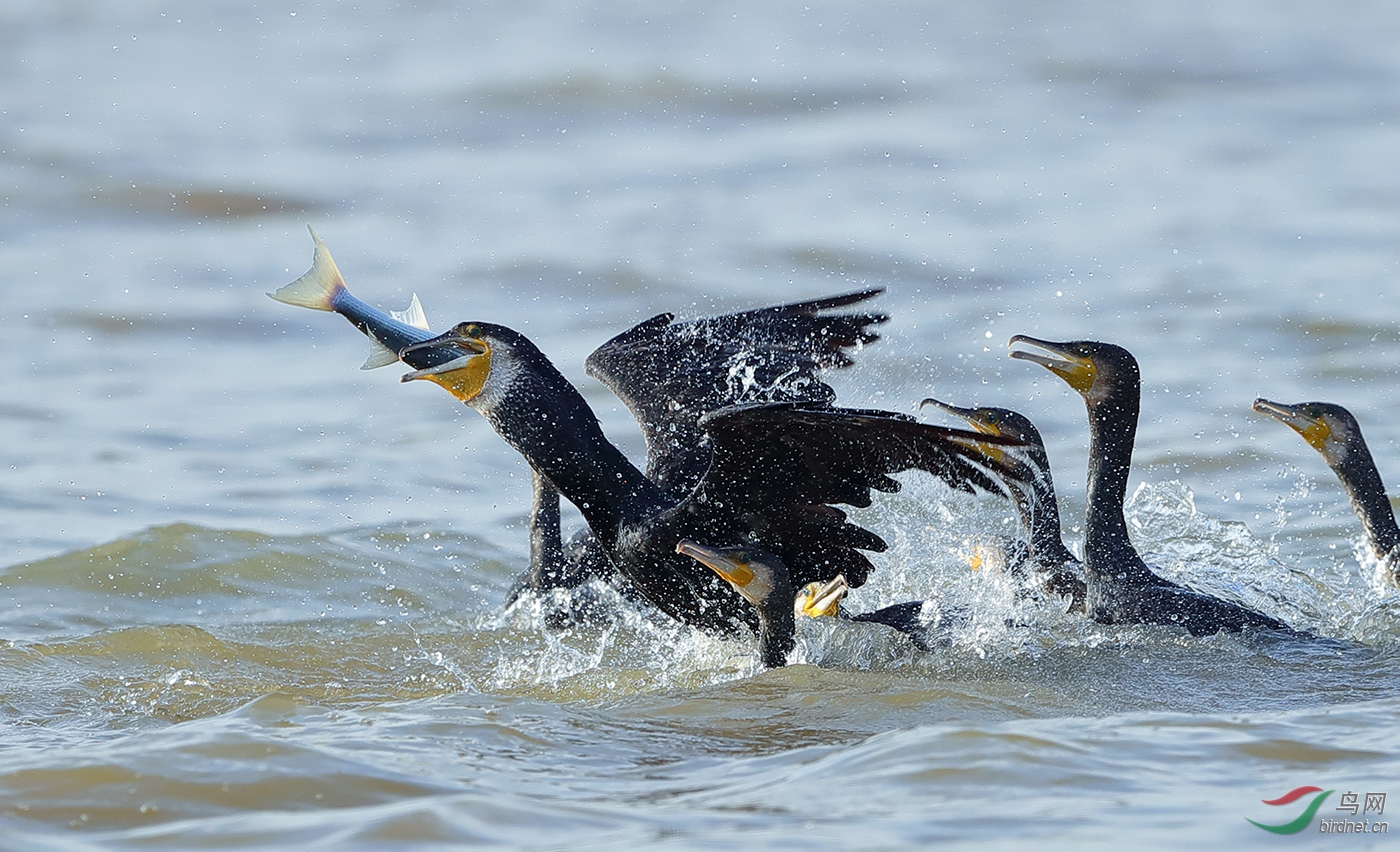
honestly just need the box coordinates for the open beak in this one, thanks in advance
[676,541,753,588]
[1008,335,1096,394]
[400,353,477,383]
[1253,398,1331,452]
[797,575,849,618]
[399,330,486,378]
[397,327,492,402]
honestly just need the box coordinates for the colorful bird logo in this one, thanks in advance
[1247,786,1334,834]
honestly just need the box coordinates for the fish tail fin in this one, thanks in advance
[267,226,346,310]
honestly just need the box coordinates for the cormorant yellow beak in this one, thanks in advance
[921,397,1005,463]
[795,575,849,618]
[1252,398,1332,453]
[1008,336,1097,395]
[399,325,492,403]
[676,541,754,588]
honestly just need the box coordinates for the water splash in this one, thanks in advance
[1127,481,1400,642]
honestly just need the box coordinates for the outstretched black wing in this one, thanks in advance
[585,290,887,495]
[691,402,1026,589]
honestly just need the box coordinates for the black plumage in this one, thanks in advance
[587,289,888,495]
[682,544,965,666]
[397,321,1024,637]
[1009,337,1292,635]
[1253,399,1400,585]
[508,290,890,603]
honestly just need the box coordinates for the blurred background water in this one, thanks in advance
[3,1,1400,848]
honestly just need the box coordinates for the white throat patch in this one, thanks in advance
[467,337,524,415]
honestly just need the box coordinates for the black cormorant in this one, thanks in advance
[1253,398,1400,585]
[1008,337,1290,635]
[679,542,961,664]
[271,231,1001,637]
[920,399,1086,611]
[393,317,1023,636]
[511,289,890,606]
[676,540,796,666]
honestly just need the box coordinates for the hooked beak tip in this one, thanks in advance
[676,540,709,561]
[920,396,972,419]
[1252,398,1292,421]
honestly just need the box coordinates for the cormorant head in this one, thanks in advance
[397,322,527,410]
[794,575,849,619]
[675,541,790,611]
[1252,398,1362,468]
[920,398,1048,467]
[1007,337,1139,408]
[677,541,797,667]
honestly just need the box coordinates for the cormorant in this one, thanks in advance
[1008,337,1290,635]
[511,288,890,607]
[268,230,1027,637]
[274,230,1001,637]
[676,540,796,666]
[395,317,1024,636]
[678,543,963,665]
[794,575,851,620]
[1253,398,1400,584]
[920,399,1086,611]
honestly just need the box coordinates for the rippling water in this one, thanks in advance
[4,1,1400,848]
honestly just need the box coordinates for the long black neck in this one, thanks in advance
[525,471,566,590]
[1015,446,1078,566]
[1082,378,1156,585]
[480,340,672,550]
[757,593,796,668]
[1334,438,1400,571]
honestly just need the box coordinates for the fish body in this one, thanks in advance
[268,227,453,371]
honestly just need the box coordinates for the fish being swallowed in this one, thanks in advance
[268,226,445,373]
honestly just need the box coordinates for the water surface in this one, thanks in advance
[3,1,1400,847]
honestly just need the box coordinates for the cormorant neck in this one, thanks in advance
[1082,381,1155,583]
[477,345,671,548]
[1017,447,1077,565]
[757,595,796,667]
[525,471,565,590]
[1334,441,1400,566]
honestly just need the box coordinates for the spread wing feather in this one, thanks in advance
[585,289,888,495]
[690,402,1026,588]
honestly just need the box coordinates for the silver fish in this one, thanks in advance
[268,227,454,371]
